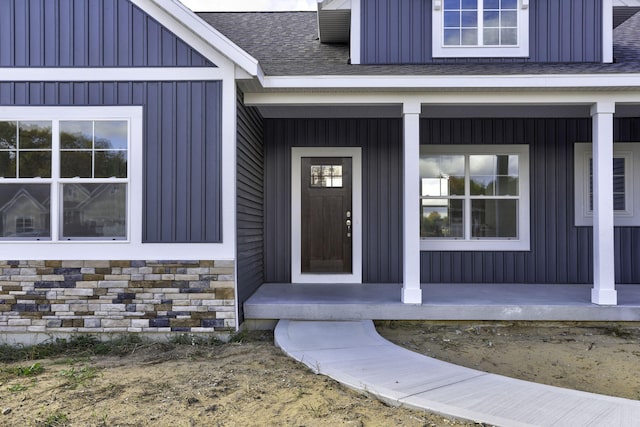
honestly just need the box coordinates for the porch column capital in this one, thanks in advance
[403,101,422,116]
[590,101,615,116]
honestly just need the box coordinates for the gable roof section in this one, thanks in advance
[131,0,260,75]
[0,0,261,75]
[199,11,640,77]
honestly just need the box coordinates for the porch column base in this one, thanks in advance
[402,287,423,304]
[591,288,617,305]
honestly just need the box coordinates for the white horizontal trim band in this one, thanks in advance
[0,68,225,82]
[245,90,640,106]
[261,73,640,90]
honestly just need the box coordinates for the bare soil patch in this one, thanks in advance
[1,323,638,426]
[377,321,640,401]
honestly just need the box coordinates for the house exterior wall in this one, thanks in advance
[236,91,264,321]
[361,0,602,64]
[0,0,214,67]
[0,81,223,243]
[421,117,640,284]
[0,0,235,339]
[263,118,403,284]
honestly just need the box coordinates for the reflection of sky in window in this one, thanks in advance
[420,155,464,177]
[60,121,92,141]
[422,178,450,197]
[470,155,518,176]
[60,121,127,150]
[95,122,127,149]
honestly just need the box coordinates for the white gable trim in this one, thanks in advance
[130,0,262,78]
[0,68,227,82]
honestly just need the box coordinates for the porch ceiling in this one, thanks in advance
[243,283,640,322]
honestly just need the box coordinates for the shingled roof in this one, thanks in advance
[198,11,640,76]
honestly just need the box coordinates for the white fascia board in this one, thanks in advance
[131,0,262,78]
[245,90,640,107]
[261,73,640,90]
[0,68,226,82]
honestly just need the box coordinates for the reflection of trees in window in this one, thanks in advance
[60,121,127,179]
[0,121,52,178]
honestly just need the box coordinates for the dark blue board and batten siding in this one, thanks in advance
[421,118,640,285]
[0,0,214,67]
[1,0,222,243]
[263,118,404,284]
[236,90,265,321]
[264,118,640,285]
[0,81,222,243]
[361,0,602,64]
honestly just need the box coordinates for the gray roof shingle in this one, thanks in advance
[197,11,640,76]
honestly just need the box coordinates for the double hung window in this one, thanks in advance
[0,108,133,241]
[420,145,530,251]
[574,143,640,226]
[433,0,529,58]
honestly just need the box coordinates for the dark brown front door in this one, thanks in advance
[301,157,352,274]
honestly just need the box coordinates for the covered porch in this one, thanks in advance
[244,283,640,322]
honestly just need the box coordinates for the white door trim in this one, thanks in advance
[291,147,362,284]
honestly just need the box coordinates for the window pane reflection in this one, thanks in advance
[421,199,464,238]
[470,155,518,196]
[0,184,51,239]
[471,199,517,238]
[62,183,126,239]
[588,157,626,211]
[310,164,343,188]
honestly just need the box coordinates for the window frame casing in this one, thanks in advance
[432,0,530,58]
[420,144,530,251]
[574,142,640,227]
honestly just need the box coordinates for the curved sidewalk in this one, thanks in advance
[275,320,640,427]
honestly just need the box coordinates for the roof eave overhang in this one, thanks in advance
[257,73,640,91]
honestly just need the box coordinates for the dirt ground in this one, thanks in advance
[0,322,639,427]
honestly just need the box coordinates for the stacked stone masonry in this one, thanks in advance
[0,260,235,334]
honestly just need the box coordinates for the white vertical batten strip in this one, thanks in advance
[350,0,361,65]
[402,102,423,304]
[603,0,613,63]
[591,101,617,305]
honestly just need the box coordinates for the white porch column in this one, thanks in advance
[591,102,617,305]
[402,101,423,304]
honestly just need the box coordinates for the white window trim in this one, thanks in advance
[420,144,530,251]
[432,0,529,58]
[291,147,362,284]
[0,106,142,257]
[574,142,640,226]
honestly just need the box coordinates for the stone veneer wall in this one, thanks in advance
[0,260,235,335]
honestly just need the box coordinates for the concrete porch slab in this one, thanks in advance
[244,283,640,321]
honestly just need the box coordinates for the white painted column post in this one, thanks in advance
[402,101,423,304]
[591,102,617,305]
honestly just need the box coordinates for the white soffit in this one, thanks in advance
[317,0,351,43]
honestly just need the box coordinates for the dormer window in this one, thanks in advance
[433,0,529,58]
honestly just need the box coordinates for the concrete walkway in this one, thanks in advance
[275,320,640,427]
